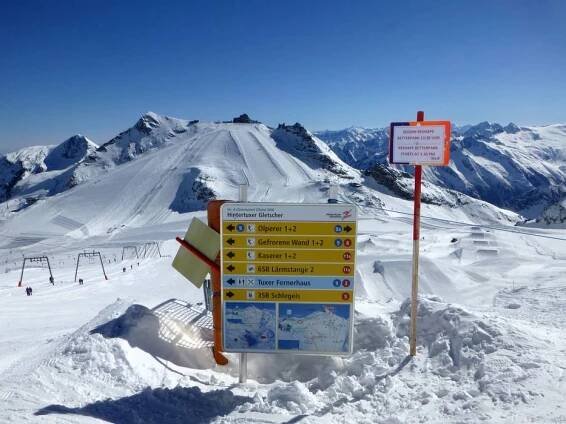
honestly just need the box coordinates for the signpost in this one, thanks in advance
[220,202,357,355]
[389,112,451,357]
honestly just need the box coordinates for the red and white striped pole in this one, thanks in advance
[410,110,424,356]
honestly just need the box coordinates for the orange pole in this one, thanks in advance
[207,200,229,365]
[410,110,424,356]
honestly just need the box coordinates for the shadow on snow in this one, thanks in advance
[35,386,251,423]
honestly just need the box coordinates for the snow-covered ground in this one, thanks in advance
[1,211,565,423]
[0,115,564,423]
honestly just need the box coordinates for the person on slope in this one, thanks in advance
[49,276,54,285]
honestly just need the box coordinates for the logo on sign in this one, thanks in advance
[334,239,343,247]
[246,251,256,260]
[344,239,352,247]
[342,265,351,274]
[247,238,256,247]
[247,291,255,300]
[341,292,350,301]
[247,264,256,273]
[247,224,256,232]
[333,279,341,287]
[334,225,343,233]
[236,224,245,232]
[342,279,351,287]
[343,252,352,260]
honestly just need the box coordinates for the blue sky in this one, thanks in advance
[1,0,565,152]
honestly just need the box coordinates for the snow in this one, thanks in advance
[1,211,564,423]
[0,113,565,423]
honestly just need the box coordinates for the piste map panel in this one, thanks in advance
[220,202,357,356]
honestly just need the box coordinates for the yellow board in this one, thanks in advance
[223,262,354,276]
[222,235,355,250]
[223,289,353,303]
[172,218,219,288]
[223,249,355,262]
[223,221,356,236]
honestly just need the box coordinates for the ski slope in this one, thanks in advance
[1,210,565,423]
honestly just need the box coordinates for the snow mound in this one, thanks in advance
[91,302,216,369]
[394,296,500,370]
[239,297,560,423]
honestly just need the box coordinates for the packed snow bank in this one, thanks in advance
[1,290,564,423]
[91,302,216,369]
[237,296,565,423]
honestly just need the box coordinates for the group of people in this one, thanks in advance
[24,262,141,295]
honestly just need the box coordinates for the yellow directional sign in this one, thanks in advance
[222,235,355,249]
[223,289,353,303]
[223,221,356,236]
[220,202,358,356]
[223,262,354,276]
[223,249,355,262]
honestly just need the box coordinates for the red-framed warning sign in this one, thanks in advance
[389,120,451,166]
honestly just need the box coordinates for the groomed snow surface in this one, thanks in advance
[1,215,565,424]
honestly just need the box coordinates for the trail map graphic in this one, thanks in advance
[278,303,350,352]
[224,302,276,351]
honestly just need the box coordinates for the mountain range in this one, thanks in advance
[1,112,563,244]
[316,122,566,222]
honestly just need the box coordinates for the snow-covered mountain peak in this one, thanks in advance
[97,112,194,164]
[44,134,98,171]
[503,122,520,134]
[272,123,354,177]
[134,111,164,134]
[5,145,51,174]
[462,121,505,138]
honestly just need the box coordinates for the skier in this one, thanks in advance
[122,267,126,273]
[49,276,54,285]
[78,278,84,285]
[25,287,30,296]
